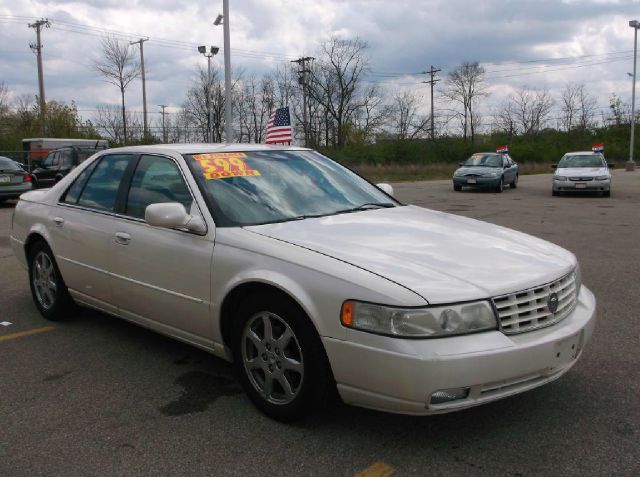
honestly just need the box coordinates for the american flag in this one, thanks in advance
[265,106,293,145]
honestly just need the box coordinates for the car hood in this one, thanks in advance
[245,206,576,303]
[556,167,608,177]
[455,166,502,175]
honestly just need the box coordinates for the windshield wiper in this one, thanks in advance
[333,202,396,215]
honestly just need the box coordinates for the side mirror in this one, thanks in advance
[459,162,465,167]
[145,203,206,234]
[376,183,394,196]
[608,163,615,169]
[551,164,557,169]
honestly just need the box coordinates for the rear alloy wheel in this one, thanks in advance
[495,178,504,193]
[233,293,331,421]
[28,241,73,320]
[511,174,518,188]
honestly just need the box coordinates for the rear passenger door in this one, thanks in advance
[52,154,135,313]
[108,154,214,341]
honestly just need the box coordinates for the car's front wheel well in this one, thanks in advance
[24,233,48,261]
[219,282,313,349]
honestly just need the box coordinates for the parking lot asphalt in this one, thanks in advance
[1,170,639,476]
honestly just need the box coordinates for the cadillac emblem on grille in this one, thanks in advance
[547,292,559,314]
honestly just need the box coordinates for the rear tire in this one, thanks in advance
[27,241,74,320]
[232,292,331,422]
[511,174,518,188]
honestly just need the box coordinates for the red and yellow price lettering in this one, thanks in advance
[193,152,261,180]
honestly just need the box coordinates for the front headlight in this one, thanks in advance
[595,175,608,180]
[454,169,465,177]
[340,300,497,338]
[555,176,567,181]
[482,172,498,177]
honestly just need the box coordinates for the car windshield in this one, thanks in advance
[463,154,501,167]
[0,157,21,171]
[558,155,605,168]
[184,150,398,227]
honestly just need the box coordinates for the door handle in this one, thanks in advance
[53,217,64,227]
[114,232,131,245]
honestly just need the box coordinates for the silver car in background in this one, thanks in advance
[552,151,612,197]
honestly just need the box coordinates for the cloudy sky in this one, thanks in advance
[0,0,638,128]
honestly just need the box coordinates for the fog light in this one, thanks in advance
[430,387,470,405]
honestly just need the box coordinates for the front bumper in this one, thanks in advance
[0,183,33,200]
[323,285,596,415]
[453,176,501,188]
[553,179,610,192]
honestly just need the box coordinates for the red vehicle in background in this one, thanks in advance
[21,138,107,171]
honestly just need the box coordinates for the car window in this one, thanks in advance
[463,154,501,167]
[76,154,132,212]
[502,156,509,167]
[184,150,398,227]
[42,153,55,167]
[62,160,101,205]
[50,152,60,167]
[558,155,606,168]
[0,157,21,171]
[59,150,73,167]
[125,155,193,219]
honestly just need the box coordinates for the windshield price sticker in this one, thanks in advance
[193,153,261,180]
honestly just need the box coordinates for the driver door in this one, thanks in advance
[108,154,215,341]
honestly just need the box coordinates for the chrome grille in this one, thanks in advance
[492,272,577,335]
[569,177,593,181]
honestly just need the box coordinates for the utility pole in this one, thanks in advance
[292,56,315,147]
[28,18,50,136]
[130,38,149,138]
[422,65,441,140]
[159,104,167,143]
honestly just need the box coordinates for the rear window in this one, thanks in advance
[0,158,21,171]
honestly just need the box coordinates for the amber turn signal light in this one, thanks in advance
[341,301,354,327]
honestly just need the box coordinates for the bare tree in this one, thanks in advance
[183,66,226,142]
[561,83,580,131]
[94,36,140,142]
[494,101,518,137]
[576,84,598,130]
[0,82,10,117]
[561,83,597,131]
[309,37,370,147]
[390,90,429,140]
[510,87,555,135]
[442,62,488,143]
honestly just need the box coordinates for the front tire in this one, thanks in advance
[232,293,331,421]
[28,241,74,320]
[495,178,504,193]
[453,184,462,191]
[603,190,611,197]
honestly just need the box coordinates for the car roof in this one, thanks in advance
[100,143,311,155]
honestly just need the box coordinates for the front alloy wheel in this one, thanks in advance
[233,293,331,421]
[241,312,304,405]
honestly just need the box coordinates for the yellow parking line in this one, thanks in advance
[355,462,395,477]
[0,326,55,342]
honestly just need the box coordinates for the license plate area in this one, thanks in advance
[575,182,587,189]
[0,175,10,183]
[552,330,583,368]
[467,178,477,184]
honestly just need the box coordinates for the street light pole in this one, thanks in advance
[198,46,219,143]
[628,20,639,171]
[215,2,233,143]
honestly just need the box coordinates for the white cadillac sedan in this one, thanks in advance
[10,144,596,421]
